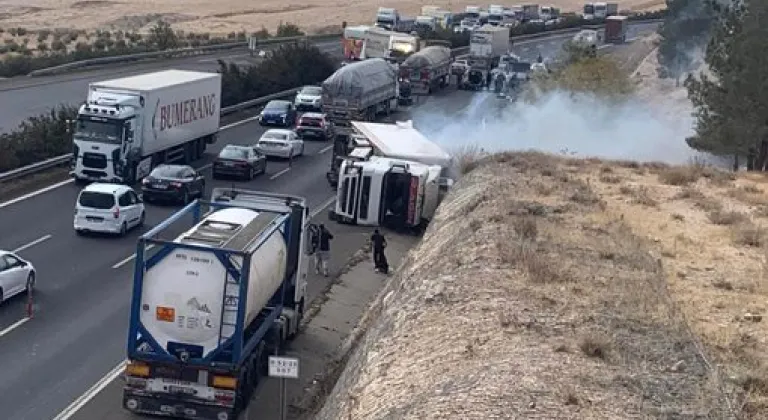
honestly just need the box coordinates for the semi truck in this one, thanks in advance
[329,120,453,230]
[467,25,510,88]
[522,4,541,21]
[123,188,309,420]
[398,46,452,95]
[71,70,221,184]
[604,14,628,43]
[321,58,398,186]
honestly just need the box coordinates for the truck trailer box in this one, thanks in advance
[87,70,221,157]
[604,15,628,43]
[469,25,510,57]
[351,120,452,167]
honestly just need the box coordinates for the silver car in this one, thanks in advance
[0,250,35,304]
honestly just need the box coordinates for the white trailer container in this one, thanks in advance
[72,69,221,184]
[469,25,510,57]
[351,120,452,168]
[362,26,394,59]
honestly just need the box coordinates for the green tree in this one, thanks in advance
[275,22,304,38]
[148,20,178,50]
[657,0,716,84]
[685,0,768,169]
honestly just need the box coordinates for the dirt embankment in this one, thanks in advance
[313,153,757,419]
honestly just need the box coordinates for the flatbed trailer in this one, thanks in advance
[123,188,309,420]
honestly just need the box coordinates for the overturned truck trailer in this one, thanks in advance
[322,58,398,186]
[398,46,452,95]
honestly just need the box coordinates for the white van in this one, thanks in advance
[74,183,145,236]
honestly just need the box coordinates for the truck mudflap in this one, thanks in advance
[124,389,235,420]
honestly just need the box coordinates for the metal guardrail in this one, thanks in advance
[1,19,663,183]
[28,33,344,77]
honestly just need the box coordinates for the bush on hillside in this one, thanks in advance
[217,41,336,107]
[0,20,309,78]
[0,42,336,173]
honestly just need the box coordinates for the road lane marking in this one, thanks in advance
[13,234,52,253]
[310,196,336,219]
[220,115,261,130]
[269,167,291,180]
[112,244,154,269]
[0,317,30,338]
[318,145,333,154]
[51,359,128,420]
[0,179,75,210]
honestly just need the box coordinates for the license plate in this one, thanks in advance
[168,385,196,395]
[153,184,167,189]
[85,217,103,222]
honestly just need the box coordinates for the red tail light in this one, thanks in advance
[113,207,120,219]
[170,182,182,188]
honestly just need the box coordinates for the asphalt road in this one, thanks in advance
[0,39,342,134]
[0,22,659,135]
[0,28,660,420]
[0,87,478,420]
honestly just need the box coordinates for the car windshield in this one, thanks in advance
[78,191,115,209]
[265,102,288,111]
[300,86,321,95]
[150,166,185,178]
[263,132,288,140]
[219,147,249,159]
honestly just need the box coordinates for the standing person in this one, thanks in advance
[370,229,388,274]
[315,224,333,277]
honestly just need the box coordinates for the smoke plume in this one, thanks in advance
[410,88,703,166]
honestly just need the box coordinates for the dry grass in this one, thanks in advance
[316,153,736,420]
[708,209,749,226]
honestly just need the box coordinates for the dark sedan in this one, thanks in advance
[212,145,267,181]
[141,164,206,204]
[259,100,297,127]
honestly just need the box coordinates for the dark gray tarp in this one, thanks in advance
[401,46,452,69]
[322,58,396,101]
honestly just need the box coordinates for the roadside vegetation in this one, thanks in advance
[0,20,306,78]
[0,41,335,173]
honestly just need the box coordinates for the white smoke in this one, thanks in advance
[411,86,705,166]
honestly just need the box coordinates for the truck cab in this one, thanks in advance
[72,96,141,184]
[376,7,399,30]
[333,156,443,230]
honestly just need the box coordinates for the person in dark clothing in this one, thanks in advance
[370,229,388,274]
[314,224,334,277]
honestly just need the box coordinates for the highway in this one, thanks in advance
[0,22,659,135]
[0,27,660,420]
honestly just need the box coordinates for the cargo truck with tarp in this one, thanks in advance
[321,58,398,186]
[398,46,452,95]
[123,189,310,420]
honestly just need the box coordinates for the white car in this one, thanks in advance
[255,129,305,159]
[74,183,145,236]
[0,250,35,304]
[294,85,323,111]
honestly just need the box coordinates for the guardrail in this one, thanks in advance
[28,33,344,77]
[1,21,663,183]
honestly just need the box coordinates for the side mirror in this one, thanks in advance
[17,260,28,267]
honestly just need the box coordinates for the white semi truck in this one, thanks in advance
[330,120,453,230]
[71,70,221,184]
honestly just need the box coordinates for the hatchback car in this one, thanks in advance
[294,85,323,111]
[255,129,305,159]
[259,100,297,127]
[141,164,206,204]
[74,183,145,236]
[0,250,35,304]
[295,113,333,140]
[212,145,267,180]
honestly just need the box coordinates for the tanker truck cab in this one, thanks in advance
[124,189,308,419]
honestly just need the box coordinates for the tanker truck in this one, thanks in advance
[398,45,452,95]
[123,188,309,420]
[321,58,398,186]
[71,69,221,184]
